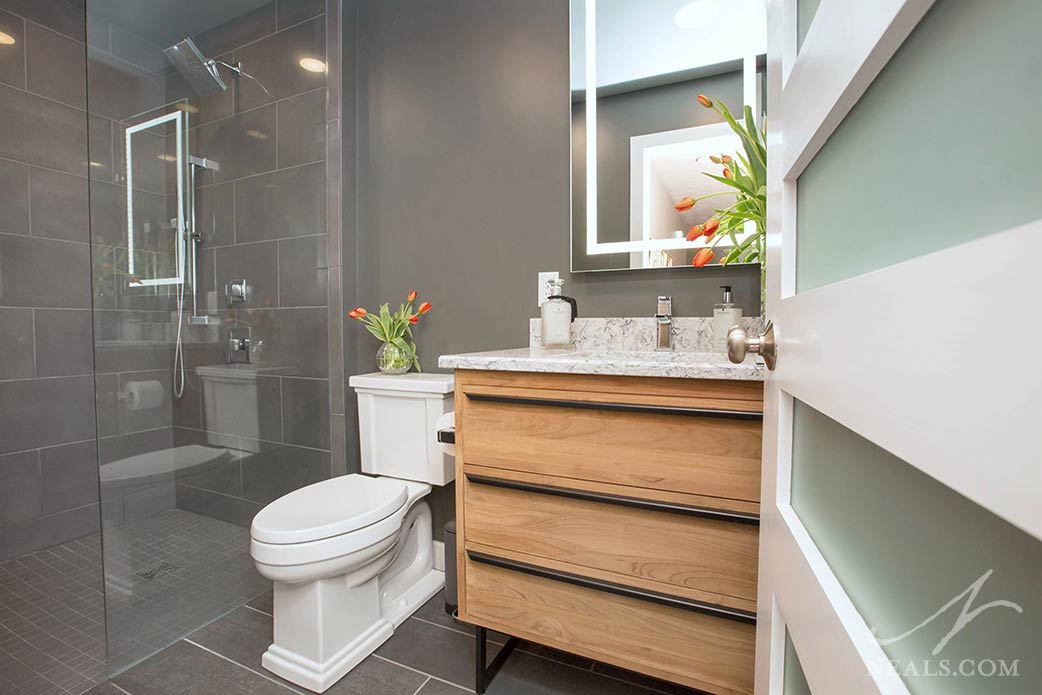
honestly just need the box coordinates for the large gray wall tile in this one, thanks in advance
[108,23,166,75]
[195,2,276,58]
[0,449,41,526]
[215,241,277,309]
[28,167,89,242]
[39,440,99,516]
[235,161,325,242]
[25,21,86,109]
[0,307,34,379]
[0,159,28,236]
[277,88,325,167]
[88,113,115,182]
[165,65,234,127]
[278,234,327,307]
[0,82,86,174]
[194,182,234,246]
[0,9,25,88]
[94,372,119,437]
[241,441,328,503]
[193,104,276,182]
[225,307,327,377]
[234,16,325,112]
[34,308,93,376]
[202,490,262,527]
[281,377,329,449]
[0,0,84,41]
[0,375,95,453]
[86,48,165,122]
[277,0,325,29]
[0,503,99,562]
[0,235,90,308]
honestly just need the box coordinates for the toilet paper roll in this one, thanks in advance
[122,380,165,410]
[435,411,455,458]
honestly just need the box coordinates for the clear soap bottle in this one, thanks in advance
[713,285,742,351]
[541,278,577,349]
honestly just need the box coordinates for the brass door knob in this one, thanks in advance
[727,321,776,370]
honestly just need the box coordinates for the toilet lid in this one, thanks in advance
[251,475,409,545]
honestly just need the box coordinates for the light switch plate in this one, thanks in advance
[537,271,560,307]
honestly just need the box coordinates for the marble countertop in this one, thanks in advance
[438,347,766,381]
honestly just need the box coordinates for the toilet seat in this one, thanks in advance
[252,474,409,545]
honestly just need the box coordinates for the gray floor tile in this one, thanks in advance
[246,589,274,615]
[487,650,667,695]
[417,679,470,695]
[188,604,427,695]
[376,617,501,690]
[591,663,707,695]
[112,640,288,695]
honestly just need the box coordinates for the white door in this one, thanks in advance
[755,1,1042,694]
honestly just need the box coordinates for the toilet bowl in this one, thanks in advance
[249,372,455,693]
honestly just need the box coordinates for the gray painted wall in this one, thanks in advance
[351,0,759,380]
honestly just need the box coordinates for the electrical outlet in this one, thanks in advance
[537,272,560,307]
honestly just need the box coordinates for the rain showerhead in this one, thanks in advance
[163,37,270,97]
[164,38,227,95]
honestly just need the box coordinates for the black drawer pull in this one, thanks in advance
[466,474,759,526]
[468,550,756,625]
[437,427,455,444]
[464,392,762,421]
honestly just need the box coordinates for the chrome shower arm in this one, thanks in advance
[206,59,271,95]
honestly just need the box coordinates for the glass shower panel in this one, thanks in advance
[795,0,1042,293]
[86,0,331,675]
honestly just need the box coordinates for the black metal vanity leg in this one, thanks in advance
[475,625,519,694]
[475,626,488,693]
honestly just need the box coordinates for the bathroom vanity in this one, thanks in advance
[440,340,765,695]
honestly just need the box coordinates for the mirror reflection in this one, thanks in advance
[571,0,766,272]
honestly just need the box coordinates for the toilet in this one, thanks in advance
[249,372,455,693]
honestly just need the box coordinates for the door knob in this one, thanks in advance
[727,321,776,370]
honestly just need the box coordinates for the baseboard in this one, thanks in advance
[432,540,445,572]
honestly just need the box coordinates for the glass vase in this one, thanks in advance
[376,342,411,375]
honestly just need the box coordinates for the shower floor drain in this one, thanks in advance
[136,562,179,581]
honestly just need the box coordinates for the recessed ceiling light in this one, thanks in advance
[299,57,326,73]
[0,32,16,45]
[674,0,720,29]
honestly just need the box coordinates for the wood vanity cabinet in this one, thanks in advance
[453,370,763,695]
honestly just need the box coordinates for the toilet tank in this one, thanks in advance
[349,372,455,485]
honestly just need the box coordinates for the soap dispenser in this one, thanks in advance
[712,285,742,351]
[541,278,578,349]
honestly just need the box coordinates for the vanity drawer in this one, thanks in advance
[460,389,763,502]
[463,551,756,695]
[463,471,759,607]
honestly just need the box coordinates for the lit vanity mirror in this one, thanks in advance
[571,0,766,272]
[124,109,186,287]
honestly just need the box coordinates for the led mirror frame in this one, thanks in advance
[125,110,185,287]
[572,0,761,265]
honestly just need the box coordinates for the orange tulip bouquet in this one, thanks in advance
[675,95,767,309]
[349,290,432,374]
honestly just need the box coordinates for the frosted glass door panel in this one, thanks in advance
[790,400,1041,695]
[785,631,813,695]
[795,0,1042,292]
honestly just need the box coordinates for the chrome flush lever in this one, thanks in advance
[727,321,777,370]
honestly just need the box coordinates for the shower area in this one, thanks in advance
[0,0,341,691]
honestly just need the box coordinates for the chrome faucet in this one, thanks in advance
[655,296,675,351]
